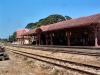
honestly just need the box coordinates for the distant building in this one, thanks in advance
[16,29,29,44]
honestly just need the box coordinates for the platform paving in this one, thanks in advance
[16,45,100,54]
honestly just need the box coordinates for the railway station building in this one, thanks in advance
[18,13,100,47]
[16,29,30,44]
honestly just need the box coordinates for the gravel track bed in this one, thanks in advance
[0,51,37,75]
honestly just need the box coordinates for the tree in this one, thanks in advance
[65,16,72,20]
[25,22,35,29]
[43,14,66,25]
[8,31,16,42]
[25,14,72,29]
[12,31,16,41]
[31,22,39,29]
[8,35,12,42]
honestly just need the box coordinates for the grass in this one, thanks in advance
[40,64,51,70]
[23,56,27,60]
[52,69,60,75]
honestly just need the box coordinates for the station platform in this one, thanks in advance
[13,44,100,54]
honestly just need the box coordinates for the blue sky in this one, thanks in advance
[0,0,100,38]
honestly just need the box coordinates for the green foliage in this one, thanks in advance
[25,14,72,29]
[45,14,66,24]
[37,14,66,25]
[0,38,8,42]
[65,16,72,20]
[31,22,40,29]
[8,31,16,42]
[25,22,35,29]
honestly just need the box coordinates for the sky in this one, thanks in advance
[0,0,100,38]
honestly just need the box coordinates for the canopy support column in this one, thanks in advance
[38,34,41,45]
[22,36,24,45]
[50,33,53,45]
[36,35,38,45]
[94,25,98,47]
[46,34,48,45]
[67,31,70,46]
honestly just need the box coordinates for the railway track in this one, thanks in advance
[9,45,100,57]
[7,48,100,75]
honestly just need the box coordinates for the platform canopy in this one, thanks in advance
[21,25,49,36]
[21,13,100,36]
[46,13,100,31]
[21,28,37,36]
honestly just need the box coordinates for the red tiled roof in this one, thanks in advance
[21,26,49,36]
[16,29,23,38]
[22,26,49,36]
[46,13,100,31]
[38,25,49,31]
[16,29,29,38]
[21,29,29,34]
[21,28,37,36]
[20,13,100,36]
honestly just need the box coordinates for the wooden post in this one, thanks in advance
[36,35,38,45]
[39,34,41,45]
[45,34,48,45]
[94,25,98,47]
[50,33,52,45]
[20,39,21,44]
[28,35,30,44]
[67,31,70,46]
[23,36,24,45]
